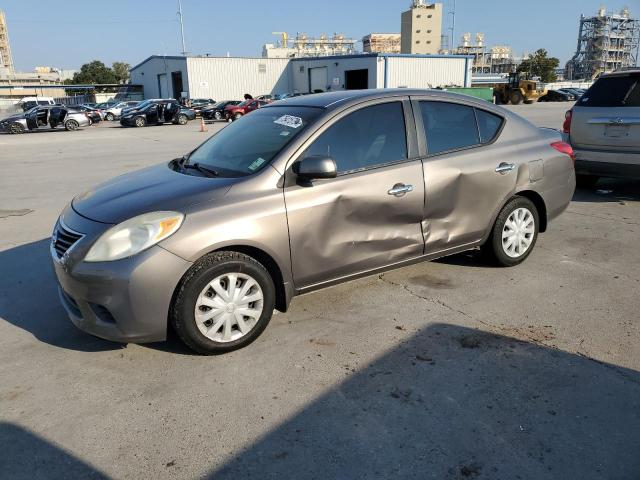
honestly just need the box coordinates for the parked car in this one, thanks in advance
[564,69,640,186]
[74,105,103,124]
[119,99,195,127]
[273,93,306,101]
[201,100,241,121]
[1,105,91,134]
[189,98,216,115]
[558,88,585,99]
[95,101,119,110]
[51,89,575,354]
[225,99,270,121]
[538,90,576,102]
[103,101,140,121]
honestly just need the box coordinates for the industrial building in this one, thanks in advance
[263,32,357,59]
[362,34,402,54]
[401,1,442,54]
[129,53,471,100]
[0,10,14,75]
[566,6,640,80]
[455,33,518,74]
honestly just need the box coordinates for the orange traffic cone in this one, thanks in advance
[199,117,208,132]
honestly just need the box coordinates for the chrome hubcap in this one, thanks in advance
[194,273,264,343]
[502,207,535,258]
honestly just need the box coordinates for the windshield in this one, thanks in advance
[133,100,152,110]
[186,106,320,177]
[237,100,250,107]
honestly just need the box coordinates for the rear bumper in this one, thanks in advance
[573,147,640,179]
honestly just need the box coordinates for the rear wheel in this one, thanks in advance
[64,120,79,131]
[134,116,147,128]
[483,196,539,267]
[171,251,276,354]
[9,122,25,134]
[214,111,222,120]
[177,114,188,125]
[576,174,599,189]
[510,91,524,105]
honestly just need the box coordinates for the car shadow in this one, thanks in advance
[573,178,640,203]
[0,422,109,479]
[208,323,640,479]
[434,249,498,269]
[0,239,121,352]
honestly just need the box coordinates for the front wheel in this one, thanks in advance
[64,120,79,131]
[214,111,222,120]
[510,91,524,105]
[233,112,242,121]
[105,113,115,121]
[483,196,539,267]
[171,251,276,354]
[177,114,188,125]
[134,116,147,128]
[9,122,25,134]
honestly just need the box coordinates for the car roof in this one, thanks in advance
[602,68,640,77]
[265,88,495,111]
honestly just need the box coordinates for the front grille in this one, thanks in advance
[52,222,83,258]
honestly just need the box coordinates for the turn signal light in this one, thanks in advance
[550,141,575,163]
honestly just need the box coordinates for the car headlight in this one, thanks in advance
[84,211,184,262]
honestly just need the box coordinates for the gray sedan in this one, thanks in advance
[1,105,91,134]
[51,89,576,354]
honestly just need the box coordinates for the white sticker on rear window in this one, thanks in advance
[274,115,303,129]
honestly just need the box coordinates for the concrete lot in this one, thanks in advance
[1,102,639,479]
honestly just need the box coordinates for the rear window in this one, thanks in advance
[476,109,503,143]
[578,74,640,107]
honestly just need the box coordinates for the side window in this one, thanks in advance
[304,102,407,174]
[475,109,503,144]
[419,101,479,155]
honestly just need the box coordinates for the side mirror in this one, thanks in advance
[292,156,337,180]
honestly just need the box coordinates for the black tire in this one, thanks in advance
[233,112,242,121]
[177,114,188,125]
[214,111,222,120]
[576,174,599,189]
[105,112,115,121]
[483,196,539,267]
[134,116,146,128]
[171,251,276,355]
[9,122,25,134]
[510,91,524,105]
[64,120,79,131]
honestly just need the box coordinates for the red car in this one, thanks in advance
[224,99,271,121]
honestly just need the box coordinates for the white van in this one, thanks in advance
[18,97,56,111]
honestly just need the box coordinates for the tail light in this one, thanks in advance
[550,141,575,163]
[562,110,572,134]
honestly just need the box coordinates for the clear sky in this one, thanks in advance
[1,0,635,71]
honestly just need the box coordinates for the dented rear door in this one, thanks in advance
[284,99,425,289]
[414,99,517,252]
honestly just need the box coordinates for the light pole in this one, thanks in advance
[177,0,187,56]
[449,0,456,53]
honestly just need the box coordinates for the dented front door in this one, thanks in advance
[284,162,425,288]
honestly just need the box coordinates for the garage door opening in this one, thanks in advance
[171,71,184,100]
[345,69,369,90]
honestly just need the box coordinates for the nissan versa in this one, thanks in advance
[51,90,576,354]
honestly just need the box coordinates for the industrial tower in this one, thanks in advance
[0,10,14,74]
[565,6,640,80]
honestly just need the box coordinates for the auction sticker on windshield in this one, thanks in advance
[274,115,303,129]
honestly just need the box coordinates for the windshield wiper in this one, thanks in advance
[182,162,219,177]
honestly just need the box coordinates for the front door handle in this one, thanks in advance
[495,162,515,175]
[388,183,414,196]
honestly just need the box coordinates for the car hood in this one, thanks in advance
[1,113,26,122]
[71,162,236,224]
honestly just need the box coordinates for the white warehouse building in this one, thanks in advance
[129,53,472,100]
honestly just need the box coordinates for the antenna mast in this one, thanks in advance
[177,0,187,55]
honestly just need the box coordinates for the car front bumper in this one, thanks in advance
[51,205,192,343]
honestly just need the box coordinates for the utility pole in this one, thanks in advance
[177,0,187,56]
[449,0,456,53]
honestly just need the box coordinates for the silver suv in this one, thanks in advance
[564,69,640,187]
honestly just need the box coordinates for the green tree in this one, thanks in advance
[517,49,560,83]
[71,60,117,84]
[112,61,131,84]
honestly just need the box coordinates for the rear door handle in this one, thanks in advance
[388,183,414,196]
[495,162,515,175]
